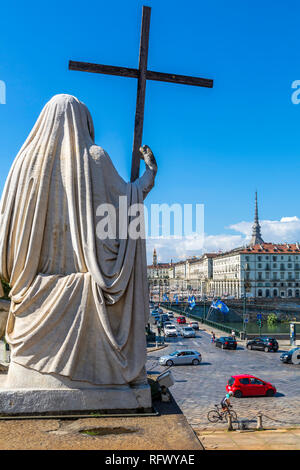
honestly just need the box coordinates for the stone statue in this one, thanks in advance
[0,94,157,413]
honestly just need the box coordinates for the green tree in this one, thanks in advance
[267,313,278,326]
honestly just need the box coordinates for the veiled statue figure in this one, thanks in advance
[0,94,157,413]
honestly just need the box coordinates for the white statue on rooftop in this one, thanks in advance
[0,94,157,413]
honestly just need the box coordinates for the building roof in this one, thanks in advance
[171,260,186,266]
[187,253,218,263]
[147,263,171,269]
[212,242,300,259]
[240,243,300,254]
[148,243,300,267]
[148,252,218,268]
[212,246,246,259]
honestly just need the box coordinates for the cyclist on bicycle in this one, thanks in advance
[220,391,233,413]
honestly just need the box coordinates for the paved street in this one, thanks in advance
[147,318,300,430]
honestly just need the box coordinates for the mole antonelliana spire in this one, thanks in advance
[249,191,264,246]
[153,248,157,267]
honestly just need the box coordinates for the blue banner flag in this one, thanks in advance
[163,293,169,302]
[211,299,229,313]
[173,294,179,304]
[189,295,196,309]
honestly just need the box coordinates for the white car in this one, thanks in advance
[159,349,202,366]
[180,326,196,338]
[164,325,178,337]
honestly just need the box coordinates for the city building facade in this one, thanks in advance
[209,243,300,298]
[147,194,300,299]
[147,249,171,290]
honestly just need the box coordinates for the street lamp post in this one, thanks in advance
[242,264,247,336]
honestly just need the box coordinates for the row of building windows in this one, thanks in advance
[252,272,299,280]
[250,263,300,269]
[245,255,299,261]
[258,289,299,297]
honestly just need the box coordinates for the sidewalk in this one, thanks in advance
[0,392,203,450]
[0,346,203,450]
[196,427,300,450]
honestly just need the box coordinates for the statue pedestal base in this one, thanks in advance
[0,386,152,415]
[0,362,152,415]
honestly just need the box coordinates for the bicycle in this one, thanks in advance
[207,404,238,423]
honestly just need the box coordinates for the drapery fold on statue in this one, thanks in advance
[0,94,154,385]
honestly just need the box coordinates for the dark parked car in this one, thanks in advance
[159,314,170,325]
[215,336,237,350]
[246,337,278,352]
[280,347,300,364]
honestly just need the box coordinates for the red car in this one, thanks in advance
[226,374,276,398]
[176,316,186,324]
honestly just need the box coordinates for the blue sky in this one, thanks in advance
[1,0,300,262]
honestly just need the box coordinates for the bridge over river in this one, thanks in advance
[159,300,299,338]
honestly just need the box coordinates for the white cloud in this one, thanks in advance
[147,216,300,264]
[146,232,245,264]
[229,216,300,243]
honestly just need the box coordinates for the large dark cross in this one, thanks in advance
[69,6,213,182]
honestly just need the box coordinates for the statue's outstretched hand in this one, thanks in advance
[139,145,157,174]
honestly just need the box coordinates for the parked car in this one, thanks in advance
[164,325,178,337]
[215,336,237,350]
[189,321,199,330]
[159,314,170,323]
[163,321,173,328]
[150,312,160,324]
[280,347,300,364]
[176,316,186,324]
[159,349,202,366]
[226,374,276,398]
[151,310,160,316]
[246,337,278,352]
[179,326,196,338]
[167,312,174,319]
